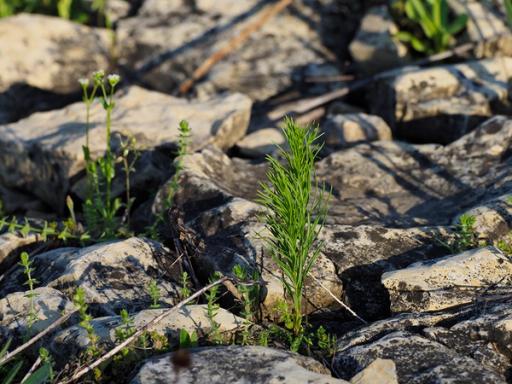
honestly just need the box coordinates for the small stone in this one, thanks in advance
[349,6,410,74]
[350,358,398,384]
[322,113,392,148]
[235,128,285,157]
[370,58,512,143]
[382,247,512,313]
[0,287,75,341]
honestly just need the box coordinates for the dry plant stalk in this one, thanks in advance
[179,0,293,94]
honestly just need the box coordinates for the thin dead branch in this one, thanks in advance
[178,0,293,94]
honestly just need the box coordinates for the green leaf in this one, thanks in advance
[409,0,436,37]
[440,0,449,27]
[445,14,468,35]
[22,363,52,384]
[2,360,22,384]
[505,0,512,28]
[0,338,12,359]
[396,31,428,52]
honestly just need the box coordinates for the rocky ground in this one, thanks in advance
[2,0,512,383]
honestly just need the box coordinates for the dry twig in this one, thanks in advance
[179,0,293,94]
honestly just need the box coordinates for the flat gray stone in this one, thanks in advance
[0,287,75,341]
[131,345,348,384]
[349,6,409,74]
[0,237,181,315]
[371,58,512,143]
[382,247,512,313]
[0,86,252,209]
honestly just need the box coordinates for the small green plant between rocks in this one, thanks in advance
[393,0,468,54]
[258,117,329,338]
[19,252,38,330]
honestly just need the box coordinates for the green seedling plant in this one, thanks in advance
[114,309,135,357]
[205,275,222,344]
[148,120,191,240]
[119,136,139,231]
[0,216,90,243]
[452,213,478,253]
[178,329,198,349]
[179,271,192,301]
[19,252,38,329]
[147,280,161,309]
[80,71,135,239]
[79,71,122,238]
[258,117,329,338]
[315,326,337,358]
[73,287,101,360]
[395,0,468,54]
[232,264,261,345]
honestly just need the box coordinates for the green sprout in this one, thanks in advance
[395,0,468,53]
[258,117,329,337]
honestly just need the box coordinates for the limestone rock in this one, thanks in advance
[322,113,392,149]
[131,345,348,384]
[235,128,285,158]
[335,299,512,382]
[0,287,75,342]
[319,224,447,318]
[51,305,244,362]
[0,86,252,209]
[0,238,181,315]
[117,0,339,100]
[334,331,507,383]
[349,6,409,74]
[0,232,39,271]
[382,247,512,312]
[447,0,512,57]
[0,14,110,94]
[350,358,397,384]
[0,14,110,123]
[455,194,512,241]
[371,58,512,143]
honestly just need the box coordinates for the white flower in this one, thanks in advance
[93,70,105,85]
[93,70,105,79]
[107,74,121,87]
[78,78,89,88]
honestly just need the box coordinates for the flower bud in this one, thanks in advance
[107,74,121,87]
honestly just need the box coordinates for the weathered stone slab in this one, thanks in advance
[0,287,75,342]
[0,86,251,208]
[349,6,409,74]
[0,238,181,315]
[382,247,512,312]
[0,14,110,123]
[371,58,512,143]
[132,345,348,384]
[50,305,244,362]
